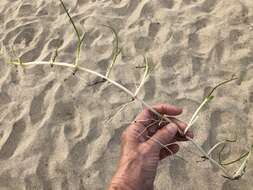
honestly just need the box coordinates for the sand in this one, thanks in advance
[0,0,253,189]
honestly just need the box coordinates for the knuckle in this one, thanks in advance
[139,143,155,155]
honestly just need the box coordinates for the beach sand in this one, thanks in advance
[0,0,253,189]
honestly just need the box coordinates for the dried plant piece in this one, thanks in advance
[87,78,106,86]
[104,100,135,125]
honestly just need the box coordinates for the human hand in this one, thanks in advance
[108,104,193,190]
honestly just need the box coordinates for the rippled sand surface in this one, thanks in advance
[0,0,253,189]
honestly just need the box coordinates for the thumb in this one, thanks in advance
[146,123,178,150]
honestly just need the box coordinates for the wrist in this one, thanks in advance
[111,153,154,190]
[108,178,136,190]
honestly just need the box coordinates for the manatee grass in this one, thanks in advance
[103,24,122,79]
[184,76,238,135]
[59,0,85,74]
[4,0,252,181]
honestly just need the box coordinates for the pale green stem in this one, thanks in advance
[184,97,210,134]
[75,41,82,67]
[105,50,120,78]
[134,57,149,97]
[11,61,134,97]
[207,141,227,156]
[59,0,85,69]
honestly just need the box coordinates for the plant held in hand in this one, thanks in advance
[4,0,252,181]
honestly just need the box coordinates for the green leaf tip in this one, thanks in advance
[207,76,238,98]
[205,95,214,102]
[59,0,83,41]
[102,24,119,49]
[185,76,237,135]
[104,24,121,78]
[103,24,121,62]
[58,0,85,69]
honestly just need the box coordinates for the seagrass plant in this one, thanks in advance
[4,0,253,180]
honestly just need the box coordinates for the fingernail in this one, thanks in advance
[166,123,178,135]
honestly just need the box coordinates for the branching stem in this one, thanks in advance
[184,77,238,135]
[9,60,235,179]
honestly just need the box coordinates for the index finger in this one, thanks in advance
[131,104,183,131]
[153,104,183,116]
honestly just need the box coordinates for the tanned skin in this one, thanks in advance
[108,104,193,190]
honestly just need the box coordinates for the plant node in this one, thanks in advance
[73,67,78,75]
[50,48,59,68]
